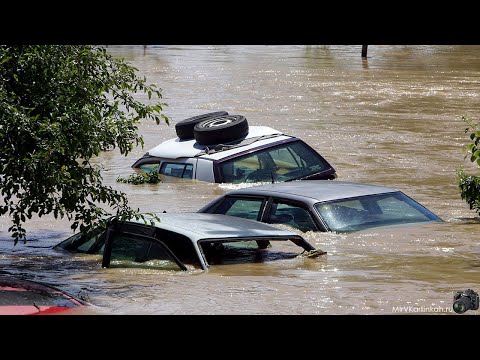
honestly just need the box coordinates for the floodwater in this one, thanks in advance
[1,45,479,314]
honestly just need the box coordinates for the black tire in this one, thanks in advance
[193,115,249,145]
[175,111,229,139]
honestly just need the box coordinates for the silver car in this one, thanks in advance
[198,181,442,233]
[54,213,325,271]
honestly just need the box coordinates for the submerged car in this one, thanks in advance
[54,213,325,271]
[0,275,87,315]
[132,112,336,183]
[198,181,442,233]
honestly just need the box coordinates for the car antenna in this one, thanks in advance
[271,171,275,184]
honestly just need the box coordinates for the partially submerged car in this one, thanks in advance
[199,181,442,233]
[132,112,336,183]
[54,213,325,271]
[0,275,87,315]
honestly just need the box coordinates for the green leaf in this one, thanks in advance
[0,45,169,244]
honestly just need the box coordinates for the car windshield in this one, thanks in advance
[315,191,441,232]
[219,140,331,183]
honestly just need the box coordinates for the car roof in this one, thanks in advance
[128,212,298,241]
[146,126,289,160]
[223,180,399,204]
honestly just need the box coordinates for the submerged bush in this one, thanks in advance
[117,170,161,185]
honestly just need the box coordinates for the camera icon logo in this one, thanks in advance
[453,289,479,314]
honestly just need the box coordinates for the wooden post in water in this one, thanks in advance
[362,45,368,58]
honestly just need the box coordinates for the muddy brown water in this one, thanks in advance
[1,45,479,314]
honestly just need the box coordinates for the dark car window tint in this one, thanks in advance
[54,228,105,253]
[77,233,103,252]
[183,164,193,179]
[54,232,84,251]
[219,141,330,183]
[91,222,155,255]
[154,229,202,267]
[212,197,263,220]
[109,234,182,270]
[160,163,193,179]
[268,201,317,232]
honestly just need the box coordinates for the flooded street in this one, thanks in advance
[1,45,479,314]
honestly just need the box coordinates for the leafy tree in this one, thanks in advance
[0,45,168,244]
[456,115,480,216]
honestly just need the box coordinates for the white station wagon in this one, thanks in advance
[132,112,337,183]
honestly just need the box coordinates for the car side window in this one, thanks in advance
[267,201,317,232]
[139,163,159,172]
[108,233,184,270]
[160,163,193,179]
[77,232,104,253]
[213,197,264,221]
[219,154,265,183]
[154,229,202,267]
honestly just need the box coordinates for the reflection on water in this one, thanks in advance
[1,45,480,314]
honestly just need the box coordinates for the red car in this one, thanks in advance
[0,276,87,315]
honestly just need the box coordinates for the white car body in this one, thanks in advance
[132,126,337,183]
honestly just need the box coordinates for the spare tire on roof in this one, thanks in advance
[193,115,249,145]
[175,111,229,139]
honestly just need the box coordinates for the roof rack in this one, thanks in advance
[194,133,284,157]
